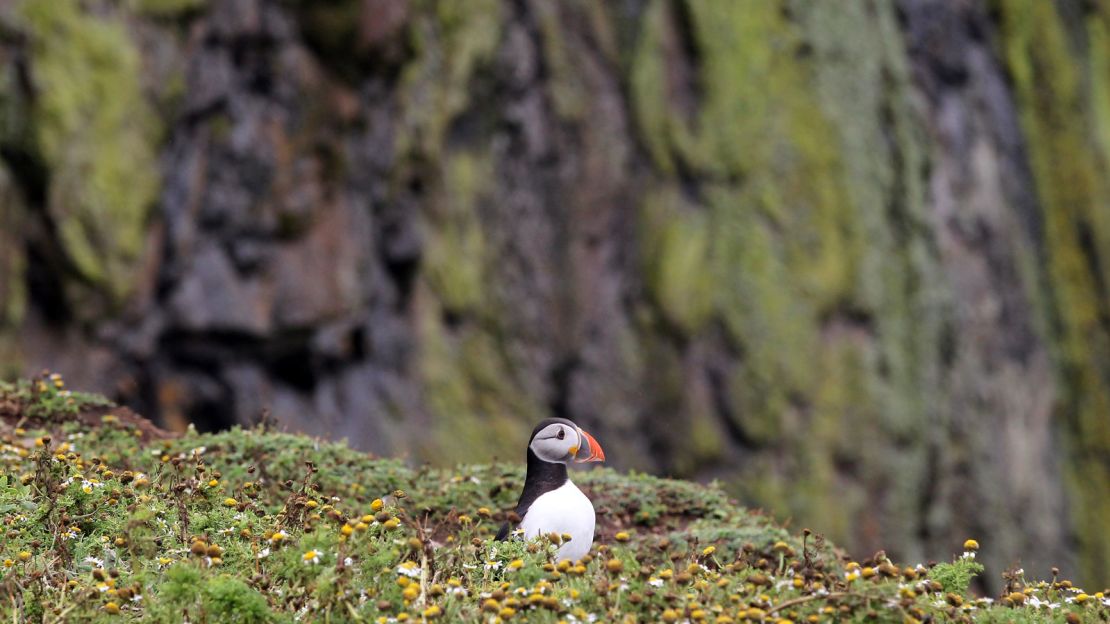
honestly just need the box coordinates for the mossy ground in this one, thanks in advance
[0,375,1105,623]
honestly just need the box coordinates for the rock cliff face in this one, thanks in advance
[2,0,1109,585]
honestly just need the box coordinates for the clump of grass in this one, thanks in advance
[0,375,1106,622]
[0,371,111,422]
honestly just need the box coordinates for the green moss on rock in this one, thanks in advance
[639,188,715,334]
[629,0,949,568]
[423,152,491,315]
[415,286,541,465]
[19,0,161,302]
[127,0,206,17]
[996,0,1110,585]
[395,0,502,161]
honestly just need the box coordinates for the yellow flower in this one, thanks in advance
[223,498,238,507]
[208,479,219,488]
[305,500,319,509]
[614,531,630,542]
[477,507,492,518]
[341,524,354,537]
[509,559,524,570]
[383,518,401,530]
[17,551,31,562]
[963,539,980,551]
[422,605,441,619]
[402,586,419,601]
[103,602,120,615]
[371,499,384,511]
[702,545,716,556]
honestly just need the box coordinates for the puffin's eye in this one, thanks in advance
[556,429,565,440]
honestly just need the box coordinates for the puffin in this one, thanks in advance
[495,417,606,562]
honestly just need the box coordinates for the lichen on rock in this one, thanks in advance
[18,0,161,303]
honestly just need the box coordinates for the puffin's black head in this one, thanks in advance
[527,417,605,465]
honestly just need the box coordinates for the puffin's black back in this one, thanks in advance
[495,418,577,541]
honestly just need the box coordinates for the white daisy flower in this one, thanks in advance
[396,562,421,577]
[1027,596,1058,609]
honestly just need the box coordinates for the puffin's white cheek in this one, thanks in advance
[533,439,558,462]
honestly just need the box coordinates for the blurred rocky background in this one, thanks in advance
[2,0,1109,586]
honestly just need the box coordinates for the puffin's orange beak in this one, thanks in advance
[575,428,605,463]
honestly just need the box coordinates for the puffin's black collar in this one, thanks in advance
[514,448,569,517]
[495,445,570,542]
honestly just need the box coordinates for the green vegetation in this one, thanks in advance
[16,0,161,303]
[126,0,207,17]
[0,377,1105,622]
[627,0,944,560]
[0,375,111,420]
[995,0,1110,585]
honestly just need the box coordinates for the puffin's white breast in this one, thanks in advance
[518,480,595,562]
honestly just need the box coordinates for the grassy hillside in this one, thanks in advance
[0,374,1105,623]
